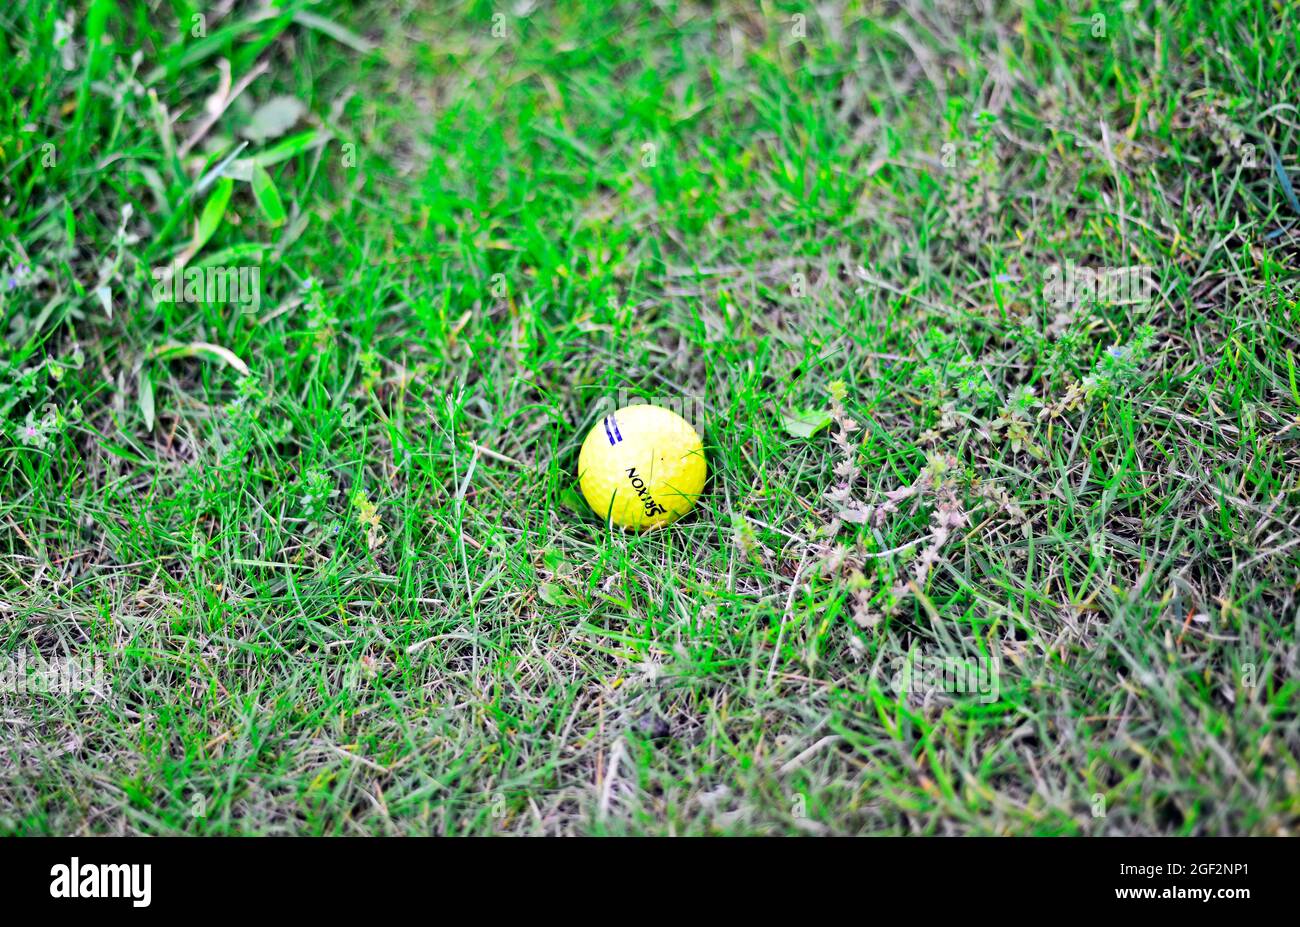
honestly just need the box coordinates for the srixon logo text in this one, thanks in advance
[625,468,667,517]
[50,858,152,908]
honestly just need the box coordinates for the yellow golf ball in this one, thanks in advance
[577,404,706,530]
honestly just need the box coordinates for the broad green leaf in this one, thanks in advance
[543,548,567,572]
[781,407,834,439]
[251,165,286,226]
[539,582,579,607]
[193,177,234,254]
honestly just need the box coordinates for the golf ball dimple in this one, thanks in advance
[577,404,706,530]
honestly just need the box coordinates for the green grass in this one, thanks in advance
[1,0,1297,835]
